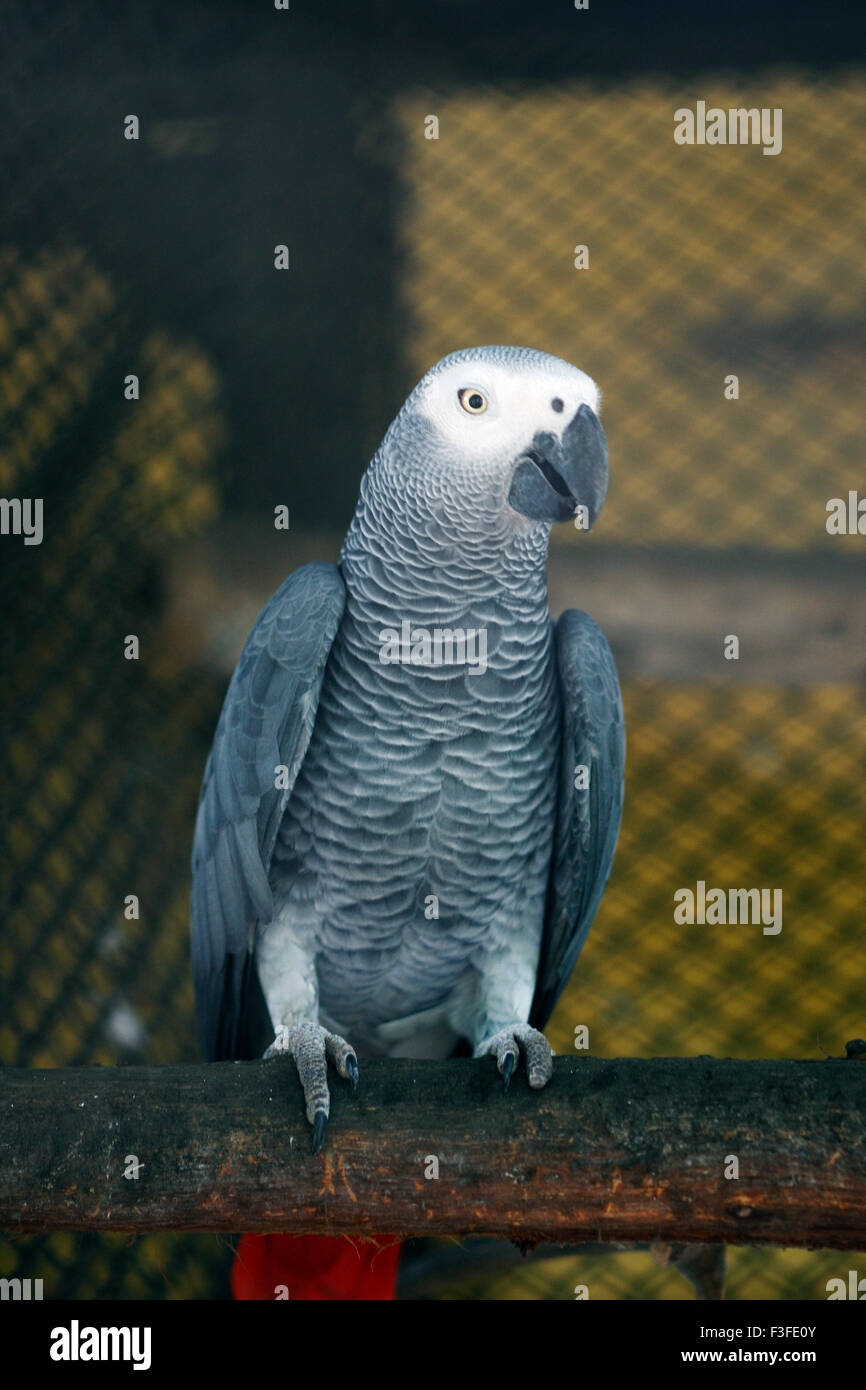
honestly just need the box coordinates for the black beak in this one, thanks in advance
[507,403,609,526]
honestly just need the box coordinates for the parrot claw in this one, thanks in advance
[501,1052,515,1092]
[264,1021,360,1153]
[311,1110,328,1155]
[474,1023,555,1091]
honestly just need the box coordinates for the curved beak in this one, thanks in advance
[507,403,609,526]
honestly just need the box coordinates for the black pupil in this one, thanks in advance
[468,393,483,409]
[552,397,564,412]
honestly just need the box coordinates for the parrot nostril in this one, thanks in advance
[551,398,564,413]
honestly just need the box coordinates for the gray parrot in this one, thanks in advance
[191,345,625,1152]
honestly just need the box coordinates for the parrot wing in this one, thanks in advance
[529,608,625,1030]
[190,561,346,1061]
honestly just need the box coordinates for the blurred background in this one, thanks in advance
[1,0,864,1299]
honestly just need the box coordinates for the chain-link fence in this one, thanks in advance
[1,3,864,1299]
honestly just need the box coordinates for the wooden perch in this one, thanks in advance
[1,1056,864,1247]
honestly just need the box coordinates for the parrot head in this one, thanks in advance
[381,346,609,532]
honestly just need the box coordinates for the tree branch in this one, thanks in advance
[1,1057,863,1247]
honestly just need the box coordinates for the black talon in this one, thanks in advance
[311,1110,328,1155]
[346,1054,360,1094]
[502,1052,515,1092]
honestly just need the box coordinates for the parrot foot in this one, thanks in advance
[264,1022,359,1154]
[474,1024,555,1092]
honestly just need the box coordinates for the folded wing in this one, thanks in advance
[530,609,625,1030]
[190,561,346,1060]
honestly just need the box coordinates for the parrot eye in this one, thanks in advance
[458,388,488,414]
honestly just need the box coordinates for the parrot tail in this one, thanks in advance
[231,1234,402,1300]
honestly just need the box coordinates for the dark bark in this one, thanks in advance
[1,1056,863,1246]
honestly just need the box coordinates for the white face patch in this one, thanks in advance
[416,353,601,466]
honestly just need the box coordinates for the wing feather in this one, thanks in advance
[190,561,346,1059]
[529,609,625,1029]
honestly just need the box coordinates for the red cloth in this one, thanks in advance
[232,1233,402,1300]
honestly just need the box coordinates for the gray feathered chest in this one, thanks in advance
[271,495,561,1038]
